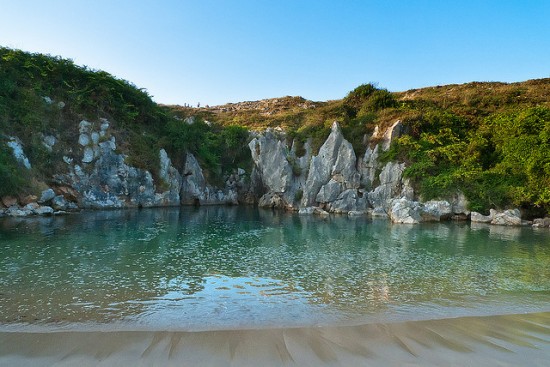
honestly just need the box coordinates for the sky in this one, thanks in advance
[1,0,549,106]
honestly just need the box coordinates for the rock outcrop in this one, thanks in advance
[55,119,183,209]
[180,152,238,205]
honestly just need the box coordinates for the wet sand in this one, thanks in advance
[1,312,549,366]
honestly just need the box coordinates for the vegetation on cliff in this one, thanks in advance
[2,46,550,216]
[0,47,251,195]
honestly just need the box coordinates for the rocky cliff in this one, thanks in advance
[2,116,546,227]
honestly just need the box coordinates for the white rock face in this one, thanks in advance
[39,189,56,203]
[180,152,236,205]
[7,137,31,169]
[301,122,360,207]
[491,209,522,226]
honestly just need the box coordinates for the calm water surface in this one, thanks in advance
[1,207,549,331]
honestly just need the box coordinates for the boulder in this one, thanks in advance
[424,200,453,220]
[533,217,550,228]
[388,198,423,224]
[35,206,54,215]
[470,211,493,223]
[327,189,367,214]
[491,209,522,226]
[39,189,56,204]
[258,192,287,209]
[19,194,38,205]
[1,196,18,207]
[301,122,360,207]
[23,202,40,212]
[6,206,31,217]
[51,195,68,211]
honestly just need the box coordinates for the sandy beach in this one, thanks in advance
[1,312,549,366]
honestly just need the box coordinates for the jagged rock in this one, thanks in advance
[301,122,360,207]
[238,168,246,176]
[7,137,31,169]
[367,162,410,211]
[249,129,292,193]
[388,198,424,224]
[316,179,342,203]
[491,209,522,226]
[359,144,379,190]
[159,149,181,205]
[372,120,406,151]
[424,200,453,220]
[180,152,235,205]
[327,189,367,214]
[51,195,68,211]
[258,192,287,209]
[39,189,56,204]
[533,217,550,228]
[470,211,493,223]
[248,129,309,206]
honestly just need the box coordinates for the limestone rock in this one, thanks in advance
[19,195,38,205]
[533,217,550,228]
[79,134,91,146]
[470,211,493,223]
[491,209,522,226]
[327,189,367,214]
[301,122,360,207]
[6,137,31,169]
[42,135,57,152]
[258,192,287,209]
[388,198,423,224]
[367,162,408,211]
[316,179,342,203]
[424,200,453,220]
[359,144,379,190]
[35,206,54,215]
[158,149,182,205]
[298,207,316,215]
[39,189,56,204]
[6,206,30,217]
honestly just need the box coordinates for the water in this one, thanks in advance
[1,206,549,331]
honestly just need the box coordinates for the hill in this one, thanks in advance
[1,46,550,216]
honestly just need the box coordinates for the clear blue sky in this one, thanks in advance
[1,0,549,106]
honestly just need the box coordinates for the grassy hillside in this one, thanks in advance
[181,79,550,217]
[2,46,550,216]
[0,47,251,196]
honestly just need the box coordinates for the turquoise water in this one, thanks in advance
[1,207,549,331]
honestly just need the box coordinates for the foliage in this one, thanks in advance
[386,106,550,216]
[0,143,26,196]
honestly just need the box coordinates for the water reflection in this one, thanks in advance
[1,207,549,330]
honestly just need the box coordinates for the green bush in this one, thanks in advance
[0,143,26,197]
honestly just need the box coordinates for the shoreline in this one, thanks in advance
[2,312,549,366]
